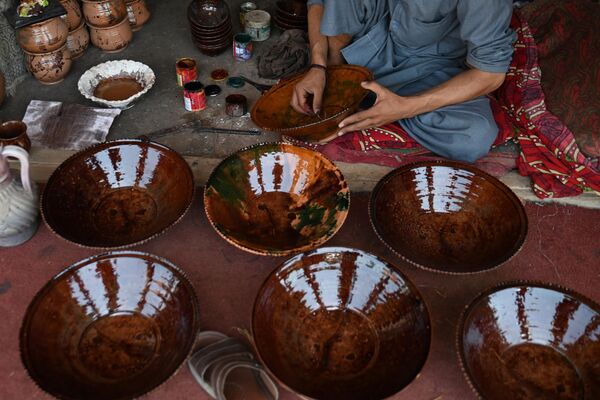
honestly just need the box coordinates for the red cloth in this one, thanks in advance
[497,13,600,198]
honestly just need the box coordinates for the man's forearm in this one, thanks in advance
[307,4,328,66]
[408,69,506,117]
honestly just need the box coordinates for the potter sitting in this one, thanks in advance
[291,0,515,163]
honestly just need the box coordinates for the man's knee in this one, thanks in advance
[446,117,497,163]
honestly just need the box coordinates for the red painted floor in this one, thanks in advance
[1,192,599,400]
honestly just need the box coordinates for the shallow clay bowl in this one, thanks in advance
[204,143,349,256]
[369,160,528,274]
[190,24,232,38]
[20,251,200,400]
[458,282,600,400]
[253,247,431,400]
[276,0,307,19]
[187,0,230,28]
[273,15,307,31]
[41,139,194,249]
[251,65,373,142]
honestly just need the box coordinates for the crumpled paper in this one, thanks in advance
[22,100,121,150]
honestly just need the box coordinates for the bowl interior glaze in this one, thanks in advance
[459,284,600,400]
[251,65,373,141]
[42,139,194,248]
[253,247,431,400]
[370,161,528,274]
[204,143,349,256]
[20,251,200,400]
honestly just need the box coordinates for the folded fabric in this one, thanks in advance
[257,29,309,79]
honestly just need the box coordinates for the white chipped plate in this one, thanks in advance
[77,60,156,109]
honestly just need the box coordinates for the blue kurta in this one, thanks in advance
[307,0,516,162]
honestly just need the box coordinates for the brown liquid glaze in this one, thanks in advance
[94,77,143,101]
[20,251,200,400]
[458,283,600,400]
[370,160,528,274]
[41,139,194,248]
[204,143,349,256]
[253,247,430,400]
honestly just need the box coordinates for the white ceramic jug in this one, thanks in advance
[0,145,39,247]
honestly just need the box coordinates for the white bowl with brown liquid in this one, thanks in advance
[78,59,155,109]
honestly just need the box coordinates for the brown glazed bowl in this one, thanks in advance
[82,0,128,28]
[251,65,373,142]
[187,0,230,28]
[88,16,133,53]
[24,44,72,85]
[66,21,90,59]
[59,0,83,30]
[17,16,68,53]
[369,160,528,274]
[20,251,200,400]
[125,0,151,31]
[458,282,600,400]
[41,139,194,249]
[204,142,349,256]
[253,247,431,400]
[0,121,31,151]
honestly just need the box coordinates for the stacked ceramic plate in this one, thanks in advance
[273,0,307,31]
[187,0,232,56]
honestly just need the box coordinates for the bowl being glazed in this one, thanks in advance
[82,0,128,28]
[89,16,133,53]
[458,282,600,400]
[253,247,431,400]
[251,65,373,142]
[204,142,349,256]
[66,21,90,59]
[20,251,200,400]
[41,139,194,249]
[78,60,155,109]
[24,44,72,85]
[369,160,528,274]
[17,16,68,53]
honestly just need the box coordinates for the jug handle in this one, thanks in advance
[1,145,32,195]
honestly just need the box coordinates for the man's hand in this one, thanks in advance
[337,81,420,135]
[291,67,327,115]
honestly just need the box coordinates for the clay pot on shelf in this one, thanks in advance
[66,21,90,59]
[23,44,72,85]
[59,0,83,31]
[125,0,150,32]
[81,0,127,28]
[17,17,68,53]
[88,17,133,53]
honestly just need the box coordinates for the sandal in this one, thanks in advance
[188,331,279,400]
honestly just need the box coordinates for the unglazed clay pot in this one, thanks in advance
[89,17,133,53]
[24,44,72,85]
[125,0,150,32]
[17,17,68,53]
[82,0,127,28]
[66,21,90,59]
[59,0,83,30]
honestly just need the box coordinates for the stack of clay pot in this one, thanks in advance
[60,0,90,59]
[82,0,133,53]
[16,17,73,85]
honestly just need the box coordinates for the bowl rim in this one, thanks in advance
[250,64,373,134]
[77,59,156,109]
[368,159,529,275]
[456,280,600,400]
[19,250,202,400]
[251,246,432,400]
[203,141,350,256]
[40,138,195,250]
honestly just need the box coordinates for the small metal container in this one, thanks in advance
[183,81,206,111]
[176,58,197,87]
[233,33,253,61]
[225,94,247,117]
[239,1,257,27]
[244,10,270,42]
